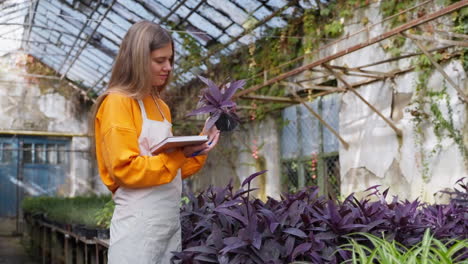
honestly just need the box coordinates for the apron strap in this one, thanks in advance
[137,99,148,120]
[151,94,168,121]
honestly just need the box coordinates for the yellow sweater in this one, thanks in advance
[95,93,207,193]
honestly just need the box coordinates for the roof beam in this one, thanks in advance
[404,32,468,47]
[239,95,300,104]
[56,1,101,74]
[0,4,30,20]
[177,0,299,76]
[234,0,468,98]
[286,84,349,149]
[158,0,189,25]
[174,0,207,28]
[59,0,116,81]
[0,22,89,40]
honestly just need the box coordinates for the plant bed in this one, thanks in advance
[172,174,468,263]
[22,195,112,236]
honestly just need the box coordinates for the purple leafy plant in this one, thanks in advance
[172,174,468,263]
[187,76,246,132]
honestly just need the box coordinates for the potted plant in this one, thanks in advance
[187,76,246,132]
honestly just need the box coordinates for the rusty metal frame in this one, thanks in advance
[234,1,468,98]
[322,64,402,136]
[402,32,468,103]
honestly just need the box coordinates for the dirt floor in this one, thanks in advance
[0,218,37,264]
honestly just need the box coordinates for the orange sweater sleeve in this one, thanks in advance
[181,155,207,179]
[95,93,189,192]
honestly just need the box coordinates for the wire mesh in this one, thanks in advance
[280,93,341,197]
[282,160,299,191]
[323,155,340,199]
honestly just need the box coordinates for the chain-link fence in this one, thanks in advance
[280,94,341,198]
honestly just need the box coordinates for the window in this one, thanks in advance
[281,94,341,197]
[35,144,46,164]
[0,143,14,164]
[47,144,58,164]
[23,143,33,163]
[22,142,69,165]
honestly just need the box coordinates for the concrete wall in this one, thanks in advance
[302,1,467,202]
[339,60,467,202]
[188,115,282,200]
[0,52,98,196]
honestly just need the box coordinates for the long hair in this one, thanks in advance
[89,21,174,155]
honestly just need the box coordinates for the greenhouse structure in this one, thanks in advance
[0,0,467,263]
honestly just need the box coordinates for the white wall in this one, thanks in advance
[312,2,468,202]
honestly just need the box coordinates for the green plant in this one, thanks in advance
[324,20,344,38]
[343,229,468,264]
[380,0,417,27]
[22,195,111,228]
[95,199,115,228]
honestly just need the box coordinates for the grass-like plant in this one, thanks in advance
[342,229,468,264]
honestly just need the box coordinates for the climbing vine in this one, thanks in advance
[410,49,468,182]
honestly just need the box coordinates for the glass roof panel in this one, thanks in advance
[0,0,308,94]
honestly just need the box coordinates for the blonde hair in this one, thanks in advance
[89,21,174,154]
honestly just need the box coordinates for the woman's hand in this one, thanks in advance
[182,118,220,157]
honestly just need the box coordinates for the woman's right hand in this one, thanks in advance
[181,129,220,158]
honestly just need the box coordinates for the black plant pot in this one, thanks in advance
[97,228,110,240]
[72,224,97,239]
[215,113,238,132]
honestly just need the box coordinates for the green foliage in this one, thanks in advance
[380,0,417,27]
[452,7,468,34]
[462,48,468,72]
[320,7,331,17]
[94,199,115,228]
[383,36,407,57]
[22,195,111,228]
[411,50,468,181]
[343,229,468,264]
[324,20,344,38]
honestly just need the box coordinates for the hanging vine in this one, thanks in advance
[410,49,468,182]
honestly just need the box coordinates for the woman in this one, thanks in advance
[91,21,219,263]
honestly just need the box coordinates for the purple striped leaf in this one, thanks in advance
[222,79,246,101]
[241,170,267,187]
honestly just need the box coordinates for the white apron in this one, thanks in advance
[108,98,182,264]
